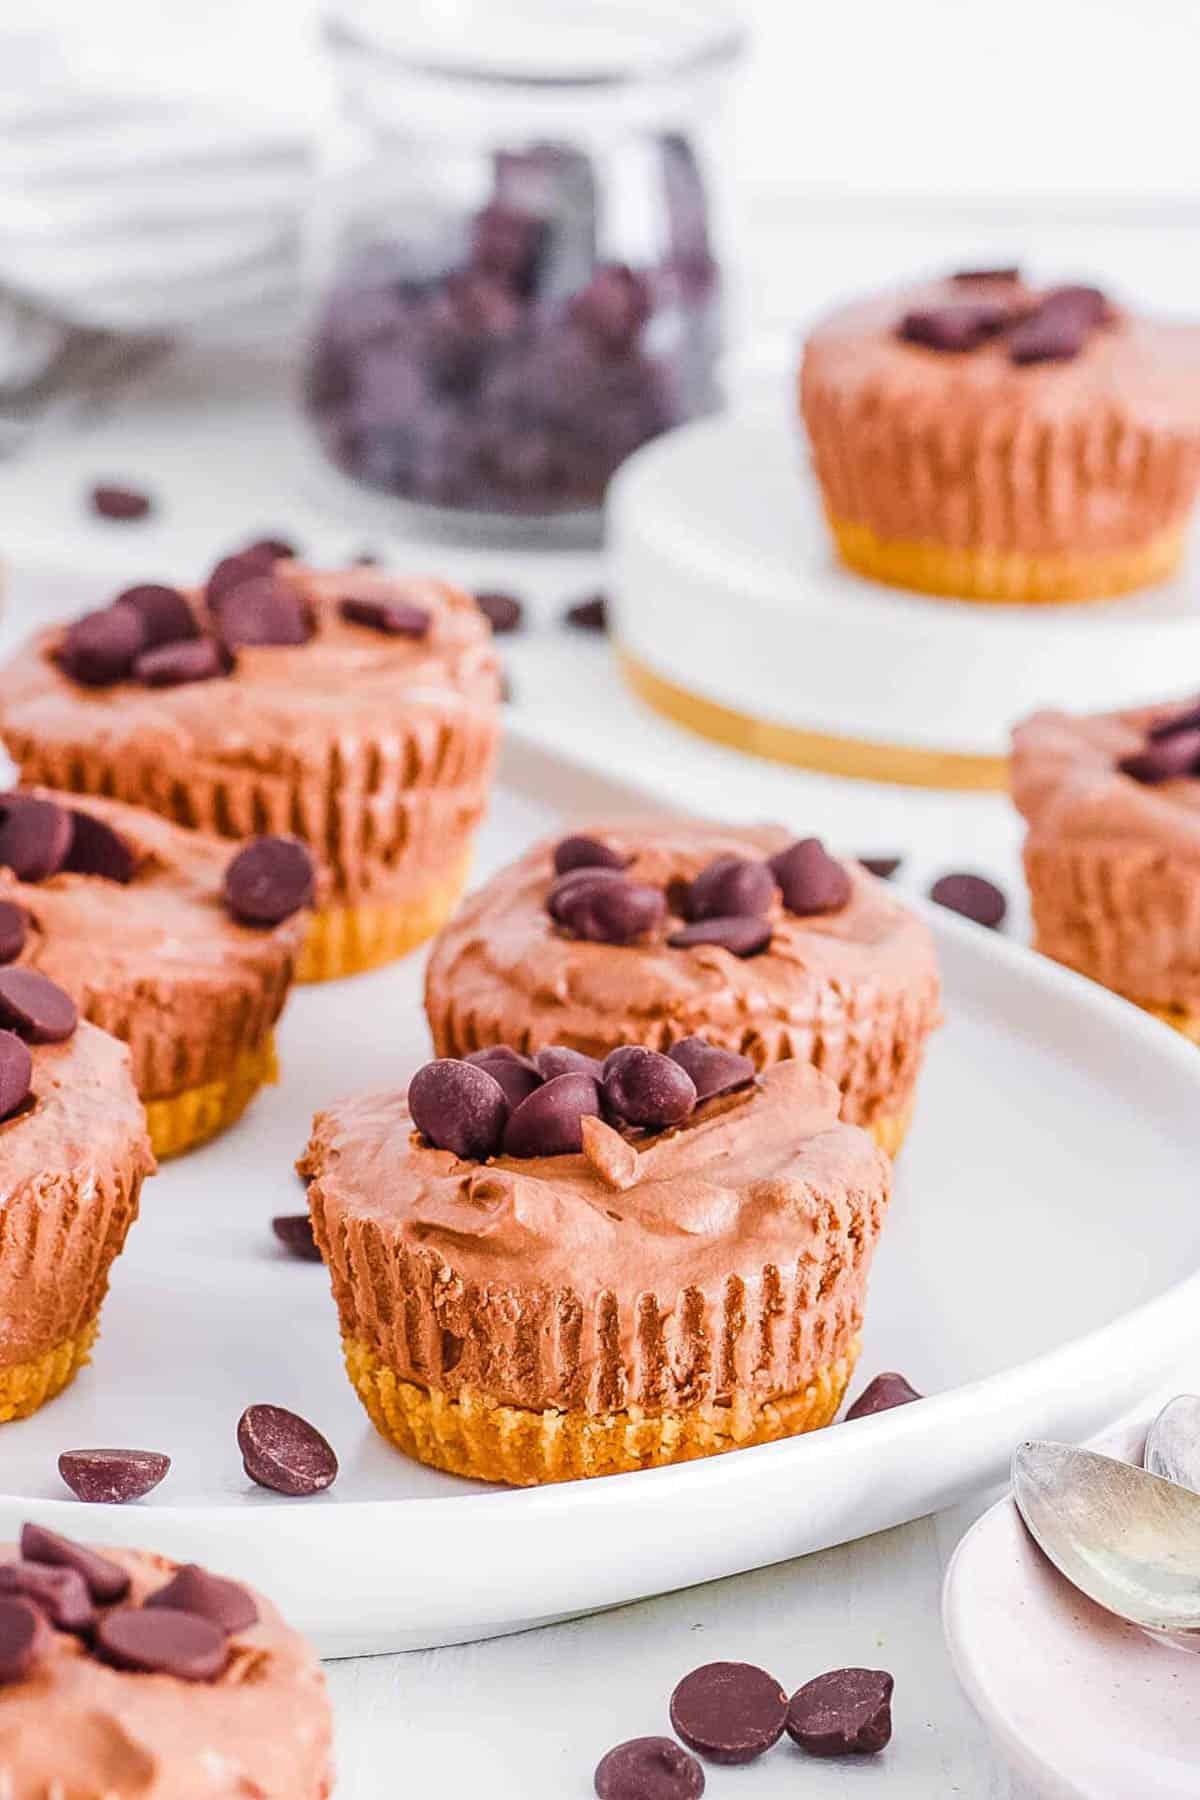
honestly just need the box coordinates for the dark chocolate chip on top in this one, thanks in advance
[97,1606,228,1682]
[224,835,315,927]
[0,968,78,1042]
[21,1522,130,1603]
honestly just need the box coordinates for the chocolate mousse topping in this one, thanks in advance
[544,833,852,957]
[897,270,1113,365]
[408,1037,760,1163]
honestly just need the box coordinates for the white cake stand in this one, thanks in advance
[607,410,1200,789]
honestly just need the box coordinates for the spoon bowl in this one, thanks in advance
[1145,1395,1200,1495]
[1012,1440,1200,1649]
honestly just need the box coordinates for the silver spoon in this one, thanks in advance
[1145,1395,1200,1494]
[1012,1440,1200,1650]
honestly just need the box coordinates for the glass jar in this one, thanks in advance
[305,0,744,536]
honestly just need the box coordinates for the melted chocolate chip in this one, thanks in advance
[0,1597,50,1684]
[271,1214,323,1262]
[90,483,151,521]
[224,836,315,927]
[533,1045,605,1082]
[58,605,146,687]
[21,1522,130,1603]
[667,1038,755,1103]
[669,1661,788,1765]
[768,839,851,916]
[339,596,431,637]
[602,1046,696,1129]
[474,590,524,634]
[0,1561,94,1631]
[682,856,776,922]
[594,1737,706,1799]
[502,1071,601,1157]
[845,1372,922,1420]
[135,637,230,688]
[97,1606,228,1681]
[898,305,1004,353]
[62,811,136,884]
[929,872,1007,929]
[564,592,608,632]
[0,1032,32,1121]
[146,1564,258,1634]
[410,1058,510,1159]
[216,577,313,649]
[206,546,278,607]
[667,916,771,957]
[1118,729,1200,784]
[114,583,197,649]
[0,903,26,964]
[57,1448,170,1504]
[786,1668,894,1756]
[553,835,628,876]
[548,871,665,945]
[464,1048,542,1109]
[237,1404,339,1497]
[0,794,73,882]
[0,968,77,1042]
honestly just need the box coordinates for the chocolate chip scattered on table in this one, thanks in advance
[58,1448,170,1504]
[929,872,1007,929]
[237,1404,338,1497]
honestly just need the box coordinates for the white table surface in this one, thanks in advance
[0,344,1048,1799]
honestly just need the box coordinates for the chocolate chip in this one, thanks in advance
[224,835,315,927]
[474,590,523,634]
[135,637,231,687]
[272,1214,322,1262]
[564,592,608,632]
[353,550,380,566]
[786,1668,894,1756]
[594,1737,705,1799]
[0,904,26,964]
[146,1564,257,1634]
[553,835,628,876]
[339,596,431,637]
[602,1046,696,1129]
[0,969,77,1042]
[667,917,772,957]
[237,1404,338,1497]
[21,1522,130,1603]
[464,1048,543,1109]
[533,1045,605,1082]
[1149,703,1200,741]
[667,1038,756,1103]
[503,1071,601,1157]
[97,1606,228,1681]
[929,872,1007,929]
[409,1058,509,1159]
[669,1661,788,1765]
[951,266,1021,283]
[845,1372,922,1421]
[683,856,776,922]
[58,606,146,687]
[57,1448,170,1504]
[0,1032,32,1121]
[206,546,278,607]
[216,577,313,649]
[0,1597,49,1684]
[90,483,151,521]
[859,855,903,880]
[1007,303,1086,365]
[768,839,851,916]
[0,794,73,882]
[1039,284,1109,329]
[548,872,665,945]
[0,1561,94,1631]
[243,536,297,561]
[114,583,197,649]
[62,811,136,883]
[1118,729,1200,784]
[898,305,1001,352]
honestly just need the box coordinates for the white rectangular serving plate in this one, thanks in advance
[2,732,1199,1657]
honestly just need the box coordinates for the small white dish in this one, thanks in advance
[944,1405,1200,1799]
